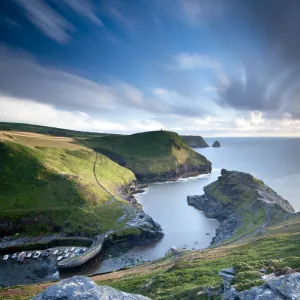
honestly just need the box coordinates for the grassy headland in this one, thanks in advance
[0,131,137,237]
[83,130,211,182]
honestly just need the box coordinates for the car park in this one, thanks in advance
[33,251,41,258]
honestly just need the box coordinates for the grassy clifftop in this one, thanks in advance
[188,169,295,244]
[83,130,211,182]
[0,131,137,236]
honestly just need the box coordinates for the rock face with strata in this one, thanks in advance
[223,273,300,300]
[32,276,150,300]
[188,169,294,244]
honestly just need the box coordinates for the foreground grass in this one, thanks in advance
[83,130,211,179]
[2,228,300,299]
[0,134,136,236]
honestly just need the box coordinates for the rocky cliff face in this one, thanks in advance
[32,276,150,300]
[136,162,212,183]
[188,169,294,244]
[181,135,209,148]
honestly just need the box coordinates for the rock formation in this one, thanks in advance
[188,169,294,244]
[32,276,150,300]
[212,140,221,147]
[223,273,300,300]
[181,135,209,148]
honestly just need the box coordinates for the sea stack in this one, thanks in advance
[212,140,221,147]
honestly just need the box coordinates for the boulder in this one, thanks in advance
[223,273,300,300]
[212,140,221,147]
[32,276,150,300]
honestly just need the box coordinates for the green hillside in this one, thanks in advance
[0,122,110,138]
[83,130,212,182]
[0,134,136,236]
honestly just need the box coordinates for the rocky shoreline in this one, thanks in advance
[136,163,212,183]
[187,194,241,245]
[188,169,295,245]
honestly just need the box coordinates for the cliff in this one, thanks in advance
[188,169,294,244]
[180,135,209,148]
[84,131,212,182]
[0,131,162,242]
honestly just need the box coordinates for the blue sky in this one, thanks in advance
[0,0,300,136]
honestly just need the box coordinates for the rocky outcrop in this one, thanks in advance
[223,273,300,300]
[212,140,221,147]
[137,162,212,183]
[188,169,294,244]
[32,276,150,300]
[181,135,209,148]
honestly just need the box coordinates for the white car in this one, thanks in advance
[70,247,75,252]
[57,255,63,261]
[33,251,41,258]
[12,253,18,259]
[64,253,70,258]
[26,253,32,258]
[53,250,59,255]
[3,255,9,260]
[63,249,69,254]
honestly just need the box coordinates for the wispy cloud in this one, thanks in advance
[64,0,103,26]
[14,0,74,43]
[168,53,229,87]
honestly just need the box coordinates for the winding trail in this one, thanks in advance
[75,138,115,198]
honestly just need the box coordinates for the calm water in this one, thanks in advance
[91,137,300,274]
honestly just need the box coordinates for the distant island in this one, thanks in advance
[180,135,209,148]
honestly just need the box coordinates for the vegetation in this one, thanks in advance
[83,130,211,180]
[2,220,300,299]
[0,122,117,138]
[0,131,136,236]
[203,170,294,242]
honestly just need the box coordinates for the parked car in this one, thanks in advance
[33,251,41,258]
[11,253,18,259]
[57,255,63,261]
[26,252,32,258]
[18,252,26,262]
[58,250,63,255]
[64,253,70,258]
[70,247,75,252]
[63,249,69,254]
[53,249,59,255]
[3,255,9,260]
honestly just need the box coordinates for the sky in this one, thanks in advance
[0,0,300,137]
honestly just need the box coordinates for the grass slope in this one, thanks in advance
[83,130,211,181]
[0,122,110,138]
[3,217,300,299]
[0,132,136,236]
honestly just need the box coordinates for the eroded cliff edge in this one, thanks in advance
[188,169,295,245]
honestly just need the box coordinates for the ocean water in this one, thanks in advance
[118,137,300,263]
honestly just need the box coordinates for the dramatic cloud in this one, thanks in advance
[0,46,209,120]
[168,53,229,87]
[219,0,300,118]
